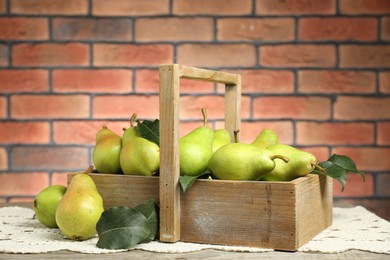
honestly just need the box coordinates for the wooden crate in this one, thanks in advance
[68,64,333,251]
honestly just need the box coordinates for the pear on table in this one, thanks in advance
[55,166,104,241]
[180,108,214,176]
[33,185,67,228]
[92,125,122,174]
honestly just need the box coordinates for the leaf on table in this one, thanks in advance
[134,199,159,243]
[96,199,159,249]
[137,119,160,146]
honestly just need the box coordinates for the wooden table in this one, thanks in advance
[0,203,385,259]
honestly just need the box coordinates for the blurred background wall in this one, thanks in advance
[0,0,389,220]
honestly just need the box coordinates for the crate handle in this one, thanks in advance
[159,64,241,242]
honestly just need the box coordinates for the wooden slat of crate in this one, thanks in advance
[179,174,332,251]
[159,64,241,242]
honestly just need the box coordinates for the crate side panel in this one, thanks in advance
[296,174,333,248]
[180,179,298,250]
[67,173,160,210]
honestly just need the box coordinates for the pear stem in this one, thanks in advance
[233,130,240,143]
[201,108,207,127]
[312,162,326,172]
[84,165,94,175]
[271,155,290,163]
[130,113,138,127]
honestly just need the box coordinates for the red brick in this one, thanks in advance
[299,70,376,94]
[0,122,50,144]
[296,122,374,145]
[238,121,293,144]
[52,18,132,41]
[218,18,294,42]
[299,17,377,41]
[11,146,89,170]
[51,172,68,186]
[0,17,48,40]
[173,0,252,15]
[378,122,390,145]
[380,71,390,93]
[0,172,49,196]
[11,0,88,15]
[340,0,390,14]
[177,44,256,68]
[256,0,336,15]
[93,0,169,16]
[260,44,336,68]
[53,120,127,145]
[0,147,7,170]
[93,44,173,67]
[13,43,89,67]
[52,69,132,93]
[333,147,390,171]
[253,96,331,120]
[93,95,160,119]
[136,18,213,42]
[333,173,373,197]
[382,17,390,40]
[377,173,390,196]
[0,96,6,118]
[232,69,294,94]
[298,147,330,163]
[135,69,215,93]
[0,44,8,66]
[11,94,90,119]
[180,95,251,121]
[334,96,390,120]
[0,0,6,13]
[0,69,48,93]
[340,45,390,68]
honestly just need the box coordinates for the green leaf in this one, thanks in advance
[134,199,159,243]
[179,171,210,193]
[136,119,160,146]
[312,161,348,191]
[328,154,365,180]
[96,200,159,249]
[96,206,150,249]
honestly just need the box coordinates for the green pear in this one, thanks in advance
[251,129,279,149]
[208,143,289,181]
[212,129,232,153]
[261,144,318,181]
[122,113,141,146]
[33,185,67,228]
[55,167,104,241]
[120,137,160,176]
[92,125,122,174]
[180,108,214,176]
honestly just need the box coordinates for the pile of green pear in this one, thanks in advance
[92,113,160,176]
[33,166,105,241]
[209,128,322,181]
[91,109,323,182]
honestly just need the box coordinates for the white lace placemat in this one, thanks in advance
[0,206,389,254]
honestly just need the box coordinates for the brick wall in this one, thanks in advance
[0,0,389,220]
